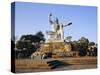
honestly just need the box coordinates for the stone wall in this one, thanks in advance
[38,42,72,53]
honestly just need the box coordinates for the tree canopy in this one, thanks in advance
[15,31,45,58]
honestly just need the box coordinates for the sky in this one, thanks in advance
[14,2,97,43]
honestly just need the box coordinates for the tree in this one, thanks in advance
[89,42,95,46]
[78,37,89,56]
[78,37,89,49]
[35,31,45,43]
[71,40,79,51]
[15,31,45,58]
[94,47,97,56]
[65,36,72,42]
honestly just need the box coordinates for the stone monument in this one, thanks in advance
[47,13,72,42]
[31,13,72,59]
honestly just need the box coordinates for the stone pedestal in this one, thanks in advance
[38,42,71,54]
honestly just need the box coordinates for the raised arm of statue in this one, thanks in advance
[63,22,72,27]
[49,13,53,24]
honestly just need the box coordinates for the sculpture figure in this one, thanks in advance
[47,13,72,42]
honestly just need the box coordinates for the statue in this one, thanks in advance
[49,13,59,32]
[47,13,72,42]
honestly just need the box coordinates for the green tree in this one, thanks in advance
[78,37,89,56]
[15,31,45,58]
[78,37,89,49]
[89,42,95,46]
[71,40,79,51]
[65,36,72,42]
[35,31,45,43]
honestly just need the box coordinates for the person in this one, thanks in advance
[49,13,60,32]
[48,13,72,41]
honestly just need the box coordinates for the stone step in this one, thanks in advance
[16,59,63,69]
[47,60,63,69]
[16,59,50,69]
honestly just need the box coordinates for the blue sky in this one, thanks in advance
[14,2,97,43]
